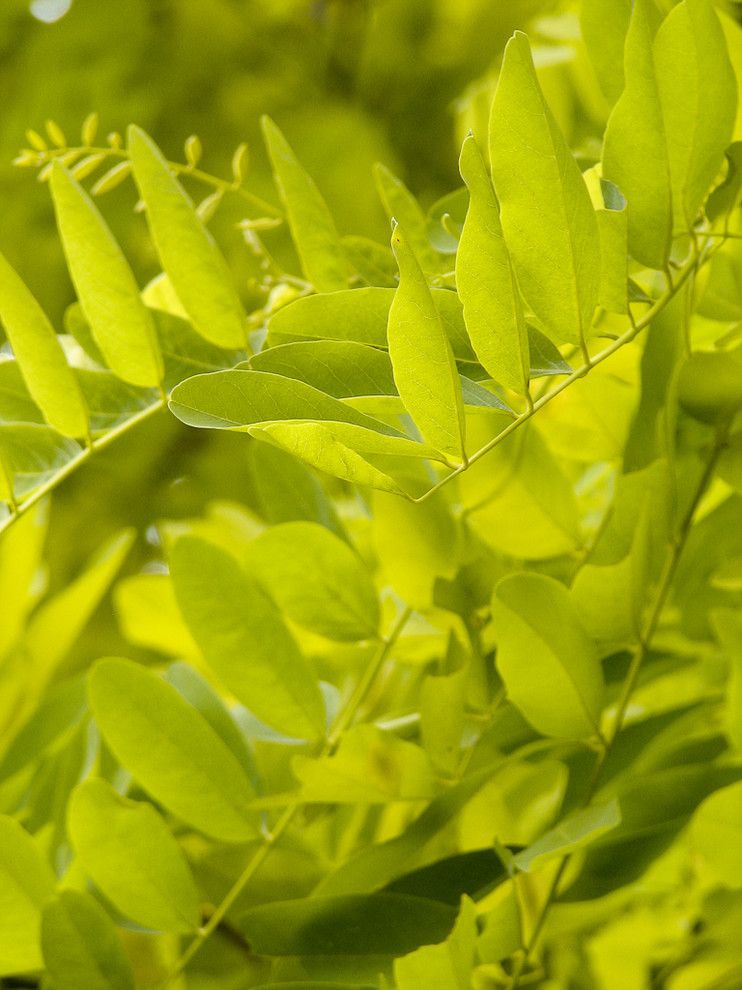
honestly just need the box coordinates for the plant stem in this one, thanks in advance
[507,425,729,988]
[0,399,166,539]
[162,606,413,986]
[412,247,704,505]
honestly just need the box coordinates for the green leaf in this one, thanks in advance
[457,133,529,395]
[246,521,380,641]
[249,421,414,493]
[247,441,343,533]
[67,779,201,933]
[127,125,247,348]
[691,781,742,887]
[267,286,476,362]
[386,850,507,906]
[489,32,600,347]
[677,346,742,424]
[88,657,256,842]
[49,163,163,388]
[0,815,55,975]
[0,360,44,424]
[372,490,460,609]
[580,0,632,105]
[170,535,326,739]
[165,662,256,778]
[0,251,88,437]
[250,340,397,399]
[237,893,457,957]
[492,573,604,739]
[24,529,134,695]
[170,369,430,446]
[707,142,742,222]
[654,0,737,231]
[393,896,477,990]
[114,573,198,659]
[292,725,437,803]
[388,223,466,460]
[602,0,672,269]
[374,162,440,273]
[0,423,82,501]
[341,234,398,287]
[261,117,348,293]
[41,890,135,990]
[513,799,621,873]
[711,608,742,751]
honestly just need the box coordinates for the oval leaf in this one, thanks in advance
[457,133,529,395]
[489,32,600,347]
[261,116,348,293]
[0,815,55,976]
[49,163,163,388]
[492,573,604,739]
[88,657,256,842]
[67,779,201,933]
[127,125,247,348]
[170,536,326,739]
[0,252,88,437]
[247,521,380,641]
[41,890,135,990]
[388,223,466,461]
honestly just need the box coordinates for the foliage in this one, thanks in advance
[2,1,742,988]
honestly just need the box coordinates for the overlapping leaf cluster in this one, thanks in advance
[2,1,742,988]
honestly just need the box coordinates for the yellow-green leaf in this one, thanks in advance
[457,133,529,395]
[127,125,247,348]
[388,223,465,461]
[41,890,135,990]
[67,779,200,933]
[0,815,55,976]
[88,657,256,842]
[0,252,88,437]
[49,163,163,388]
[261,116,348,292]
[489,32,600,347]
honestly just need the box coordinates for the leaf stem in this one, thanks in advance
[162,606,413,986]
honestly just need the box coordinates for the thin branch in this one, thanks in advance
[161,606,413,987]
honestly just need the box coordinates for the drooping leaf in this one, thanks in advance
[456,134,529,395]
[246,522,380,641]
[237,893,457,957]
[492,573,604,739]
[67,779,201,933]
[169,535,326,739]
[88,657,256,842]
[691,781,742,887]
[489,32,600,347]
[0,251,88,437]
[49,163,163,388]
[388,223,466,460]
[0,815,55,976]
[654,0,737,231]
[602,0,673,269]
[41,889,135,990]
[127,125,247,348]
[261,116,348,292]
